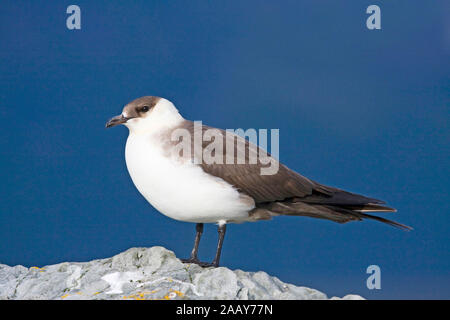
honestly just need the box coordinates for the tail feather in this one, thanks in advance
[343,203,397,213]
[356,212,412,231]
[255,200,412,231]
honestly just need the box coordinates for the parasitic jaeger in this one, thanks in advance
[106,96,411,267]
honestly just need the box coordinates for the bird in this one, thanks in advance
[106,96,411,267]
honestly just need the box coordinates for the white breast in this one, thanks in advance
[124,133,254,224]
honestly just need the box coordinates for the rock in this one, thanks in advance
[0,247,364,300]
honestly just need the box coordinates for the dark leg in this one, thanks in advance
[181,223,228,268]
[211,224,227,267]
[181,223,203,263]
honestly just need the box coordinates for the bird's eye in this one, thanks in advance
[139,106,150,113]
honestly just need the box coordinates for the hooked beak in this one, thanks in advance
[105,114,130,128]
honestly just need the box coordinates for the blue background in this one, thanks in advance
[0,1,448,299]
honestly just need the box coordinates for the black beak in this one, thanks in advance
[105,114,129,128]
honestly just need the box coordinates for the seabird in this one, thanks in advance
[106,96,411,267]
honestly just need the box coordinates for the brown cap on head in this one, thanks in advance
[106,96,161,128]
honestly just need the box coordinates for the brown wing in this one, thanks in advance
[172,121,410,230]
[179,120,333,203]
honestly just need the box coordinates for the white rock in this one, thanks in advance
[0,246,364,300]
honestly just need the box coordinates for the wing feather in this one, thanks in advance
[179,121,330,203]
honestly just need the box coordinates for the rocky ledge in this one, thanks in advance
[0,246,363,300]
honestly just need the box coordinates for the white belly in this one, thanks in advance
[124,134,254,224]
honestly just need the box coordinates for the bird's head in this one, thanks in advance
[106,96,183,133]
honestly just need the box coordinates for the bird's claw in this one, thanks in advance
[181,258,218,268]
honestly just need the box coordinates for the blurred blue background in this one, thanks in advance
[0,1,448,299]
